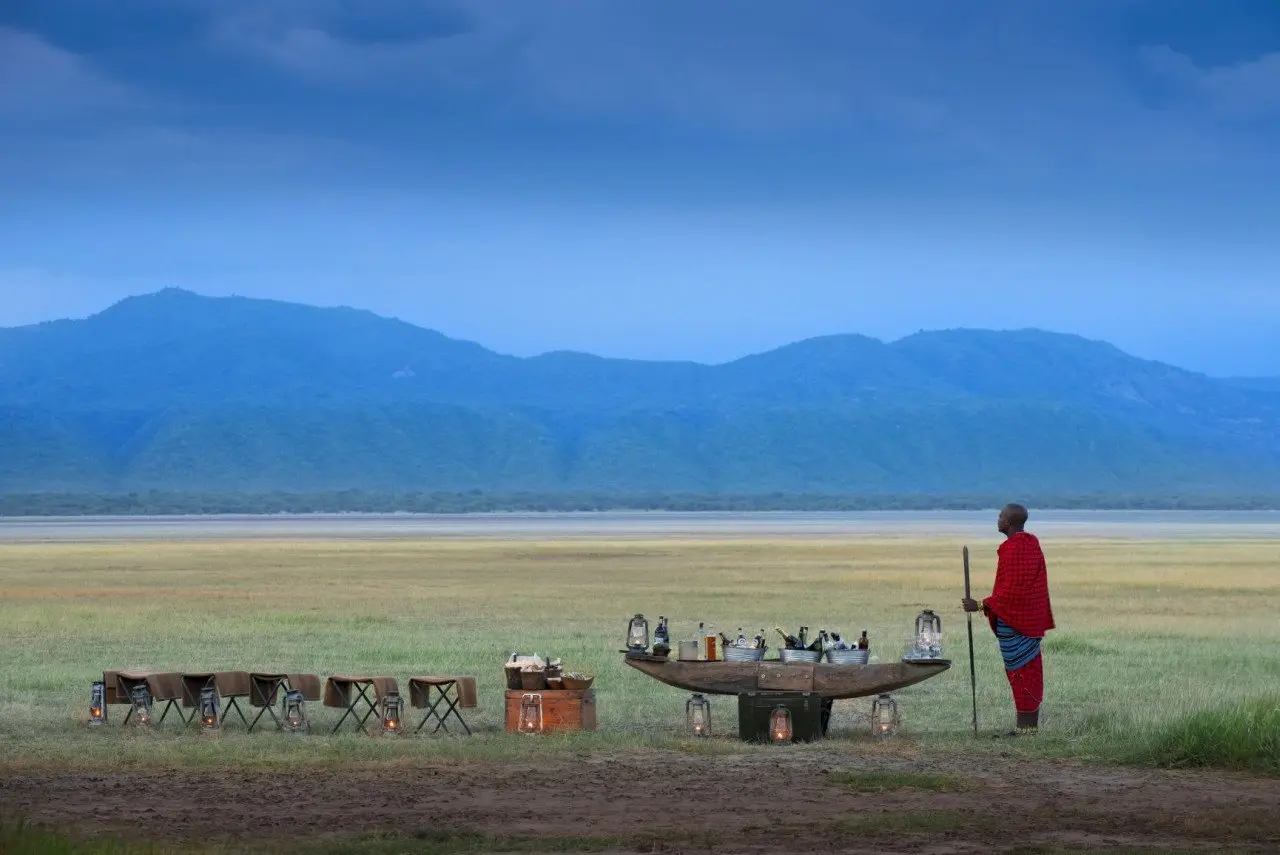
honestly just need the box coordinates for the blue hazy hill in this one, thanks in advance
[1,289,1276,494]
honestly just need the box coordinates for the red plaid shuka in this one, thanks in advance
[983,531,1055,639]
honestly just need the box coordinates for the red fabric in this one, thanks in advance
[1005,652,1043,713]
[983,531,1055,638]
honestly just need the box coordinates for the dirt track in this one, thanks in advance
[3,750,1278,853]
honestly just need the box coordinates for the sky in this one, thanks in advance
[1,1,1278,376]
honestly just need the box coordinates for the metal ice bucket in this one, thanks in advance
[825,648,869,665]
[778,648,822,664]
[723,646,766,662]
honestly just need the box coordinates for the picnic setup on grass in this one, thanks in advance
[84,609,949,743]
[621,611,950,742]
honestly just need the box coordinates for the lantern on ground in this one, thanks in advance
[686,693,711,738]
[769,706,793,745]
[915,609,943,657]
[89,681,107,727]
[199,687,220,733]
[380,692,404,735]
[626,613,650,653]
[129,685,153,728]
[871,693,900,738]
[518,693,544,733]
[282,690,309,734]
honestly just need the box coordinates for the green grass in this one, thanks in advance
[834,770,966,793]
[1131,695,1280,774]
[1003,848,1254,855]
[0,821,183,855]
[832,809,990,836]
[0,536,1277,774]
[295,830,714,854]
[0,824,701,855]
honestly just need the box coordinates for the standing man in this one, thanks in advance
[962,503,1055,736]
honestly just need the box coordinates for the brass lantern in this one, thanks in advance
[626,613,650,653]
[518,692,543,734]
[89,681,107,727]
[871,693,900,738]
[129,684,153,728]
[915,609,943,658]
[199,687,220,733]
[769,706,792,745]
[380,692,404,735]
[282,689,309,734]
[686,693,711,738]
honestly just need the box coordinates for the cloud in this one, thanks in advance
[0,28,136,123]
[1141,44,1280,118]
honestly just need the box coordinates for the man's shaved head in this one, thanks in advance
[998,503,1029,535]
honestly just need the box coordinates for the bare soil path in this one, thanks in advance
[3,750,1277,853]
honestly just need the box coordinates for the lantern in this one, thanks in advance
[380,692,404,735]
[915,609,943,657]
[686,693,711,738]
[769,706,792,745]
[282,689,310,734]
[129,684,153,728]
[89,681,107,727]
[626,613,650,653]
[199,687,220,733]
[518,693,543,734]
[871,693,900,738]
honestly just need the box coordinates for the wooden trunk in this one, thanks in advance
[504,688,597,734]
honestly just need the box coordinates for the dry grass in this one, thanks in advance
[1,535,1277,770]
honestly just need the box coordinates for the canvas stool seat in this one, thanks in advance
[181,671,252,728]
[247,672,322,732]
[409,676,477,735]
[106,671,184,726]
[324,676,399,733]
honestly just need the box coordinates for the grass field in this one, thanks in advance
[1,534,1277,767]
[1,533,1278,852]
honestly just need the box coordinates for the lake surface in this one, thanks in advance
[2,511,1279,543]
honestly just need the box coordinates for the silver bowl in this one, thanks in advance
[723,646,766,662]
[778,648,822,664]
[825,648,869,665]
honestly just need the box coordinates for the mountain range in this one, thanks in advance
[1,288,1277,496]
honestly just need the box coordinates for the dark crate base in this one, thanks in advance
[737,691,825,743]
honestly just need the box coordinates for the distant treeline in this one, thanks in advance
[1,491,1278,516]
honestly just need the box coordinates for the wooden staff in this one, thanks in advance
[963,545,978,736]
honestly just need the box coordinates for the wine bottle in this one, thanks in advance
[812,629,830,653]
[774,626,801,649]
[736,628,748,648]
[755,629,767,649]
[798,626,808,649]
[831,632,847,651]
[654,616,669,646]
[719,632,734,650]
[858,630,869,651]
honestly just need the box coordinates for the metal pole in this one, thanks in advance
[963,545,978,736]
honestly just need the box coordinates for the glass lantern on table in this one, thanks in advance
[626,613,650,654]
[914,609,943,658]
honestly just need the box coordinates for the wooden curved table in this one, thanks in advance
[623,652,950,700]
